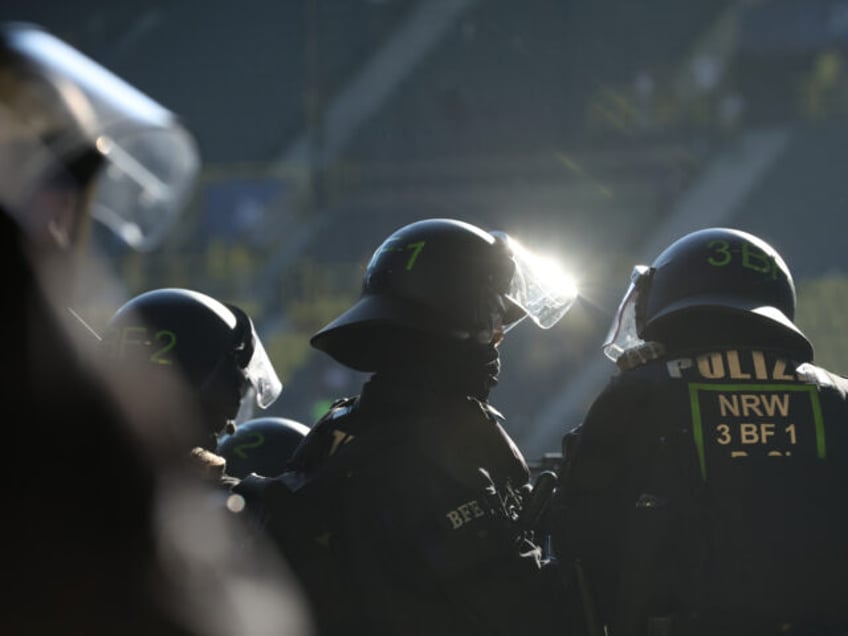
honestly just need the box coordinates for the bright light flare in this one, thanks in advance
[532,252,579,303]
[505,235,580,330]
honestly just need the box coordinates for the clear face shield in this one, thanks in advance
[602,265,653,362]
[228,306,283,410]
[492,232,579,332]
[242,330,283,409]
[0,24,199,251]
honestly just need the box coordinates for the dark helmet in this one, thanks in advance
[103,288,282,432]
[603,227,811,362]
[0,22,199,252]
[216,417,310,479]
[311,218,578,371]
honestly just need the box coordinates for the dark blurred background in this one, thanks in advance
[5,0,848,459]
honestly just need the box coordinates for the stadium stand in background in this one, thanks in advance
[5,0,848,458]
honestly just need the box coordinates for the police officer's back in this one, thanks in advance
[236,218,579,635]
[553,228,848,636]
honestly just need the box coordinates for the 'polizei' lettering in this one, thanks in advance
[667,349,797,381]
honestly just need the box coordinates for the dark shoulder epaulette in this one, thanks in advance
[318,396,358,423]
[328,395,357,410]
[466,396,506,422]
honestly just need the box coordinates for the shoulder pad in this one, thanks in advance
[231,473,267,499]
[329,396,357,417]
[616,341,667,371]
[328,404,355,420]
[467,396,505,421]
[329,396,357,409]
[312,396,358,425]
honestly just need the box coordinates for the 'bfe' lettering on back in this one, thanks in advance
[445,499,486,529]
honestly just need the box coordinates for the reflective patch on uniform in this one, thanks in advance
[666,349,798,381]
[445,499,486,529]
[688,382,826,480]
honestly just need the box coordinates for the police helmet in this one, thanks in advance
[311,218,577,371]
[603,227,810,362]
[0,22,199,251]
[216,417,310,479]
[104,288,282,426]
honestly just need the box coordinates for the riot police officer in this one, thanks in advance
[1,22,199,303]
[234,217,579,635]
[218,416,310,479]
[1,23,309,636]
[104,288,282,445]
[552,228,848,636]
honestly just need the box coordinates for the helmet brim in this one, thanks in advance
[310,293,464,371]
[646,293,811,351]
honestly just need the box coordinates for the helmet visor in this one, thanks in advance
[603,265,651,362]
[3,24,199,251]
[243,324,282,409]
[494,232,578,331]
[89,126,199,251]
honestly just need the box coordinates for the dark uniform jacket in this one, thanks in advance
[2,212,309,636]
[554,341,848,636]
[236,373,569,636]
